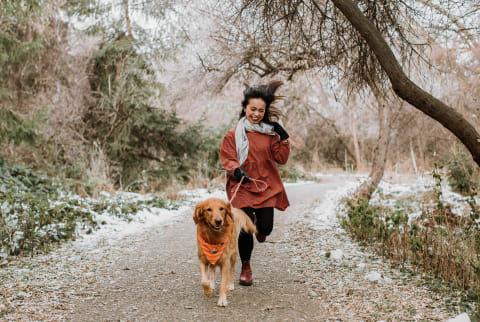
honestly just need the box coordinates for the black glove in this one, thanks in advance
[272,122,289,141]
[234,167,251,183]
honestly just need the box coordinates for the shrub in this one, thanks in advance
[446,149,479,196]
[83,34,224,191]
[342,198,385,242]
[0,160,170,263]
[340,176,480,313]
[278,165,315,182]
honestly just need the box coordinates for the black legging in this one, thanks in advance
[238,207,274,261]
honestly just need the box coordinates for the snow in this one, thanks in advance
[372,175,479,224]
[73,188,227,249]
[305,178,360,230]
[74,206,180,248]
[330,249,343,260]
[177,188,226,202]
[61,173,478,267]
[447,313,471,322]
[306,173,479,230]
[365,271,382,282]
[72,180,326,250]
[284,180,315,186]
[70,175,360,252]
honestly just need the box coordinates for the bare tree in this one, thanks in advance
[203,0,480,167]
[331,0,480,167]
[355,86,392,200]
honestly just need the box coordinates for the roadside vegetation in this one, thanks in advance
[0,159,175,264]
[340,152,480,314]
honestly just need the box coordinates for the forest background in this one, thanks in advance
[1,0,479,194]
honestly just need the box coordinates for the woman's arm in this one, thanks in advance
[220,131,241,176]
[271,136,290,165]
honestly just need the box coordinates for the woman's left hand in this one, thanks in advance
[272,122,289,141]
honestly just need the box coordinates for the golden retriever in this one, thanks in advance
[193,198,256,307]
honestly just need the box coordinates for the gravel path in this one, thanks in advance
[0,179,465,321]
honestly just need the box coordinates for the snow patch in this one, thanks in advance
[330,249,343,260]
[365,271,382,282]
[284,180,315,187]
[178,188,226,202]
[447,313,471,322]
[74,206,181,248]
[306,179,360,230]
[74,188,227,250]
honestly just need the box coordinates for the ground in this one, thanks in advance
[0,178,466,321]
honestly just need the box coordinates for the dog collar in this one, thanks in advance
[197,231,230,265]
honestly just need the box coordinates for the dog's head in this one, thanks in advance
[193,198,233,231]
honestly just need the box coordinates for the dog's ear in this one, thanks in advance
[225,201,234,221]
[193,201,205,224]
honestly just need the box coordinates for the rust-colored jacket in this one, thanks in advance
[220,128,290,210]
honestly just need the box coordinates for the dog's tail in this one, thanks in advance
[233,208,256,235]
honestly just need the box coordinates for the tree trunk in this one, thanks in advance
[355,96,391,200]
[125,0,133,40]
[417,133,425,171]
[331,0,480,168]
[410,138,418,175]
[312,142,321,169]
[348,103,362,171]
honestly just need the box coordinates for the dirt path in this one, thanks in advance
[68,181,343,321]
[1,179,463,320]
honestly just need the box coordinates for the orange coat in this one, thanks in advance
[220,128,290,210]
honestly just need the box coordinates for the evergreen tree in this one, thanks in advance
[68,0,220,189]
[0,1,54,146]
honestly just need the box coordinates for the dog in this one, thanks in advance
[193,198,256,307]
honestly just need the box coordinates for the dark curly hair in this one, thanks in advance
[239,80,284,123]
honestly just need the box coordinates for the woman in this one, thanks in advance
[220,80,290,286]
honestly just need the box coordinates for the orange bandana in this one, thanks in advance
[197,231,230,265]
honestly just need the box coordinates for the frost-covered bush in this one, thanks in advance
[341,175,480,306]
[340,197,408,246]
[446,150,479,196]
[278,165,315,183]
[0,160,169,263]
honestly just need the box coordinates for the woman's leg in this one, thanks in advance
[254,207,274,237]
[238,207,255,261]
[238,207,255,285]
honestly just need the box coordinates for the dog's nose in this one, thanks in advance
[215,219,222,226]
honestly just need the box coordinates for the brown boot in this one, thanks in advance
[255,232,266,243]
[239,260,253,286]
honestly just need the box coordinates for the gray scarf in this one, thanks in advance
[235,116,277,166]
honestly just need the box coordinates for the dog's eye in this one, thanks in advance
[207,208,212,212]
[220,207,224,211]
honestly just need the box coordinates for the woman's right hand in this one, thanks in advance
[234,167,251,183]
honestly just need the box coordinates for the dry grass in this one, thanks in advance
[342,190,480,313]
[181,172,225,191]
[84,144,114,197]
[154,170,225,201]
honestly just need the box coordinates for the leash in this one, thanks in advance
[229,176,268,203]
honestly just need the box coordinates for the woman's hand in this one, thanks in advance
[234,167,251,183]
[272,122,289,141]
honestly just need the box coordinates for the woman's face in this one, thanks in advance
[244,98,266,124]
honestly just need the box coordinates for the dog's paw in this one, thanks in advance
[228,283,234,291]
[217,296,228,307]
[202,283,212,297]
[210,281,215,290]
